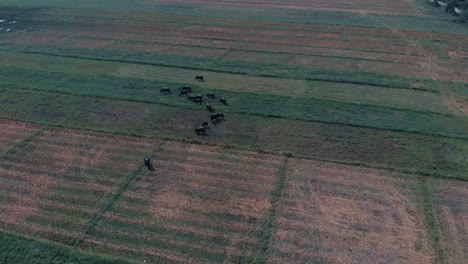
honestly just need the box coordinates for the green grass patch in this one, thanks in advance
[0,44,440,90]
[0,230,132,264]
[1,67,466,139]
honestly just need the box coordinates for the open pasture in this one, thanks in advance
[0,51,456,115]
[0,0,467,263]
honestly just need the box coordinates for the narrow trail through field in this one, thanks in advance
[72,141,165,248]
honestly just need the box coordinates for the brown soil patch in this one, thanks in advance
[267,159,434,264]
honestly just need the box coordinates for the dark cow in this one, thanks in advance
[202,122,209,128]
[210,113,225,124]
[205,102,214,112]
[160,87,171,94]
[219,97,228,105]
[195,75,204,82]
[188,95,203,104]
[181,86,193,93]
[195,126,206,135]
[179,90,189,96]
[144,157,154,171]
[206,92,215,99]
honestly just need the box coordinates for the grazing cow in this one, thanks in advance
[210,113,225,123]
[202,122,209,128]
[205,102,214,112]
[181,86,193,93]
[195,75,204,81]
[144,157,154,171]
[179,90,190,96]
[188,95,203,104]
[195,126,206,135]
[219,97,227,105]
[206,92,215,99]
[160,87,171,94]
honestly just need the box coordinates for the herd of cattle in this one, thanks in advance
[159,75,228,136]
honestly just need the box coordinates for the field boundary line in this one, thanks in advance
[1,117,467,182]
[0,127,44,159]
[72,142,165,248]
[413,177,445,263]
[249,157,288,263]
[2,49,440,92]
[5,87,465,141]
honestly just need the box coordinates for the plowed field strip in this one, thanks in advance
[84,238,195,264]
[22,17,419,46]
[27,210,89,227]
[155,161,277,187]
[124,185,266,218]
[36,200,96,219]
[166,144,284,164]
[33,30,429,63]
[101,213,236,245]
[106,210,260,238]
[0,220,82,241]
[30,135,155,153]
[35,133,157,148]
[93,228,227,258]
[159,157,279,179]
[36,9,468,40]
[39,193,106,209]
[278,212,429,234]
[7,32,429,67]
[159,0,420,16]
[111,203,260,234]
[127,175,273,198]
[0,168,118,193]
[40,131,158,146]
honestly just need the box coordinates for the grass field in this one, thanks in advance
[0,0,467,263]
